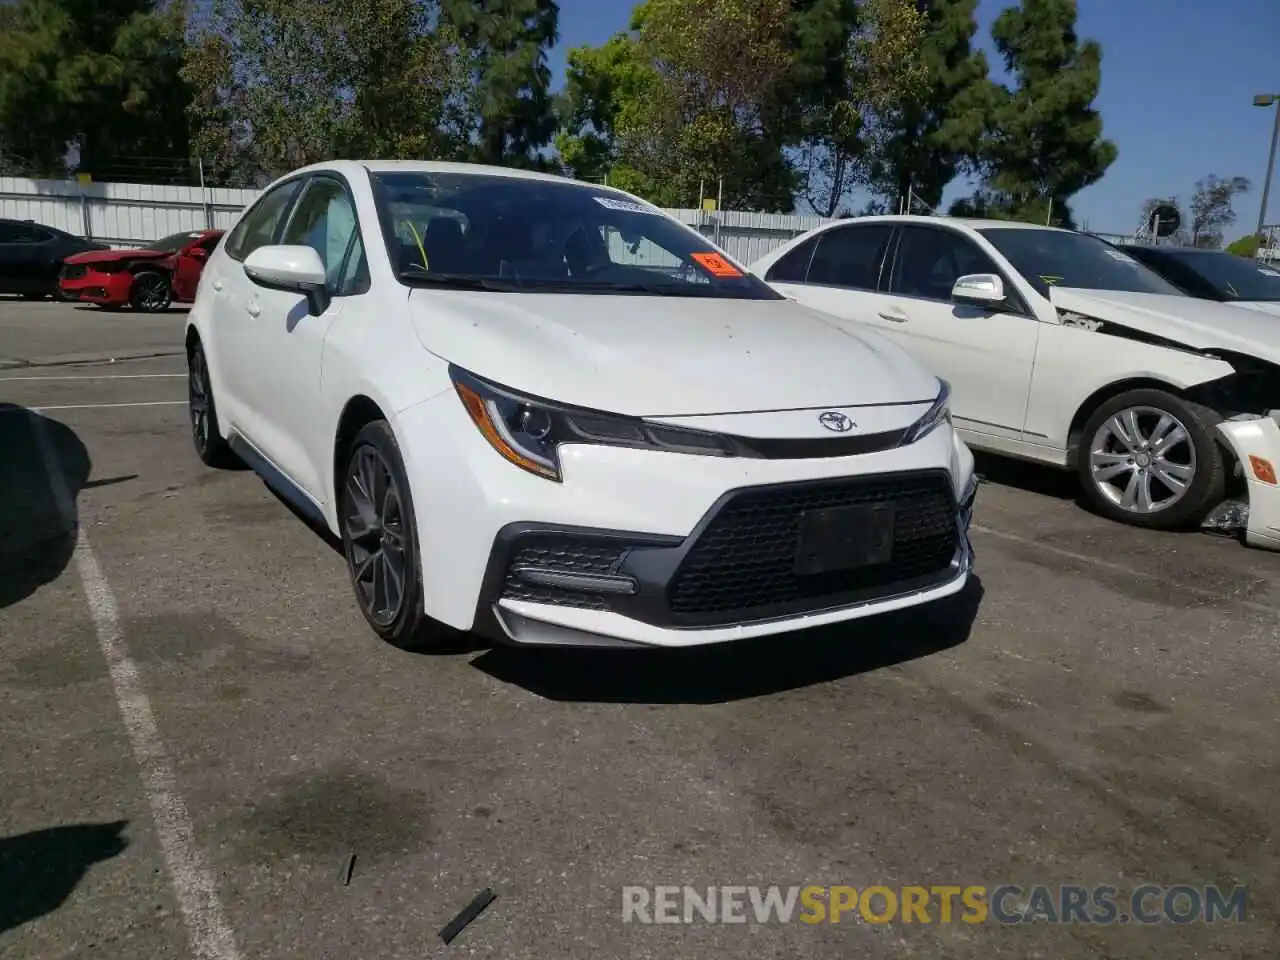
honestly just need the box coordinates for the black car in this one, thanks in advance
[0,218,109,299]
[1117,243,1280,309]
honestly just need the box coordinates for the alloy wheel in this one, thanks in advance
[344,445,408,627]
[188,347,210,453]
[135,274,170,311]
[1087,406,1197,515]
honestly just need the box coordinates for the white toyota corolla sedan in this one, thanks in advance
[185,161,978,650]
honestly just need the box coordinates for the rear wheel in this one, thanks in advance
[340,421,444,650]
[187,338,237,468]
[130,270,171,312]
[1076,388,1225,529]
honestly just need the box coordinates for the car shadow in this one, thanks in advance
[973,452,1085,505]
[0,821,129,935]
[470,576,985,704]
[0,406,91,610]
[71,305,189,315]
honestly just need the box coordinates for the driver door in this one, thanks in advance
[236,173,368,500]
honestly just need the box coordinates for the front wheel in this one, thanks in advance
[1076,389,1225,529]
[130,270,172,312]
[187,338,238,468]
[340,421,445,650]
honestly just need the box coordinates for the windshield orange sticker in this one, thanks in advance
[691,252,743,278]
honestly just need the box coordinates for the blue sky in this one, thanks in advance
[547,0,1280,236]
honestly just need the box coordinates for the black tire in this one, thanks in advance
[339,420,444,650]
[130,270,172,312]
[187,338,238,468]
[1076,388,1225,529]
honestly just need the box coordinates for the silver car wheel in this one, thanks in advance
[1088,405,1197,515]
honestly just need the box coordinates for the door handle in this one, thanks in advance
[878,308,909,323]
[246,300,261,318]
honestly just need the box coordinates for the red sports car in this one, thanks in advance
[59,229,225,312]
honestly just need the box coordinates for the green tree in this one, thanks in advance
[958,0,1116,228]
[184,0,472,184]
[555,0,797,210]
[553,33,656,187]
[440,0,559,166]
[867,0,993,212]
[793,0,930,216]
[0,0,191,181]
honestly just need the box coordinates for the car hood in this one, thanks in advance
[1049,287,1280,364]
[407,290,941,417]
[1229,301,1280,317]
[63,248,168,265]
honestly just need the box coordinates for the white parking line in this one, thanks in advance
[971,523,1280,617]
[0,373,185,382]
[30,411,241,960]
[19,400,188,413]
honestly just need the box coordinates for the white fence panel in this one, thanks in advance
[0,175,831,259]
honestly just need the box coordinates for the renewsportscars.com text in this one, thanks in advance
[621,884,1248,925]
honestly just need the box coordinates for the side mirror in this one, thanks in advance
[951,273,1006,308]
[244,245,328,315]
[189,246,208,260]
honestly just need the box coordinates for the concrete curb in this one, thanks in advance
[0,349,184,371]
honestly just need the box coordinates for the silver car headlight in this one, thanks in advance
[902,379,952,445]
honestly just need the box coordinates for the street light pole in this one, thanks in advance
[1253,93,1280,261]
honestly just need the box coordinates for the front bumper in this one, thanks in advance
[1215,413,1280,551]
[395,390,979,647]
[474,471,977,648]
[58,265,131,305]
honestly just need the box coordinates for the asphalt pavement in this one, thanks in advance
[1,296,1277,959]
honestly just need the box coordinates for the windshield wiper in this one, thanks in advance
[400,267,520,292]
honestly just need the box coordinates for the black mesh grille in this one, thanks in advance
[62,265,87,279]
[501,537,627,610]
[668,471,958,619]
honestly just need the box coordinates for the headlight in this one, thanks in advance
[450,366,733,481]
[902,379,951,445]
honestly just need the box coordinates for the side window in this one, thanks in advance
[0,222,41,243]
[336,235,370,296]
[197,233,223,254]
[764,235,818,283]
[889,226,1001,302]
[279,177,364,296]
[225,179,303,261]
[806,224,894,290]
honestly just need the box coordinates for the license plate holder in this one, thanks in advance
[794,503,896,575]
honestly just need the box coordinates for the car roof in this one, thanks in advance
[284,158,586,189]
[811,214,1078,235]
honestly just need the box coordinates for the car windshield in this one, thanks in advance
[369,170,782,299]
[1157,249,1280,302]
[978,228,1185,299]
[144,231,201,253]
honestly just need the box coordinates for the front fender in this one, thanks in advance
[1027,325,1235,446]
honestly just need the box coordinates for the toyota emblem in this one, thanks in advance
[818,411,854,433]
